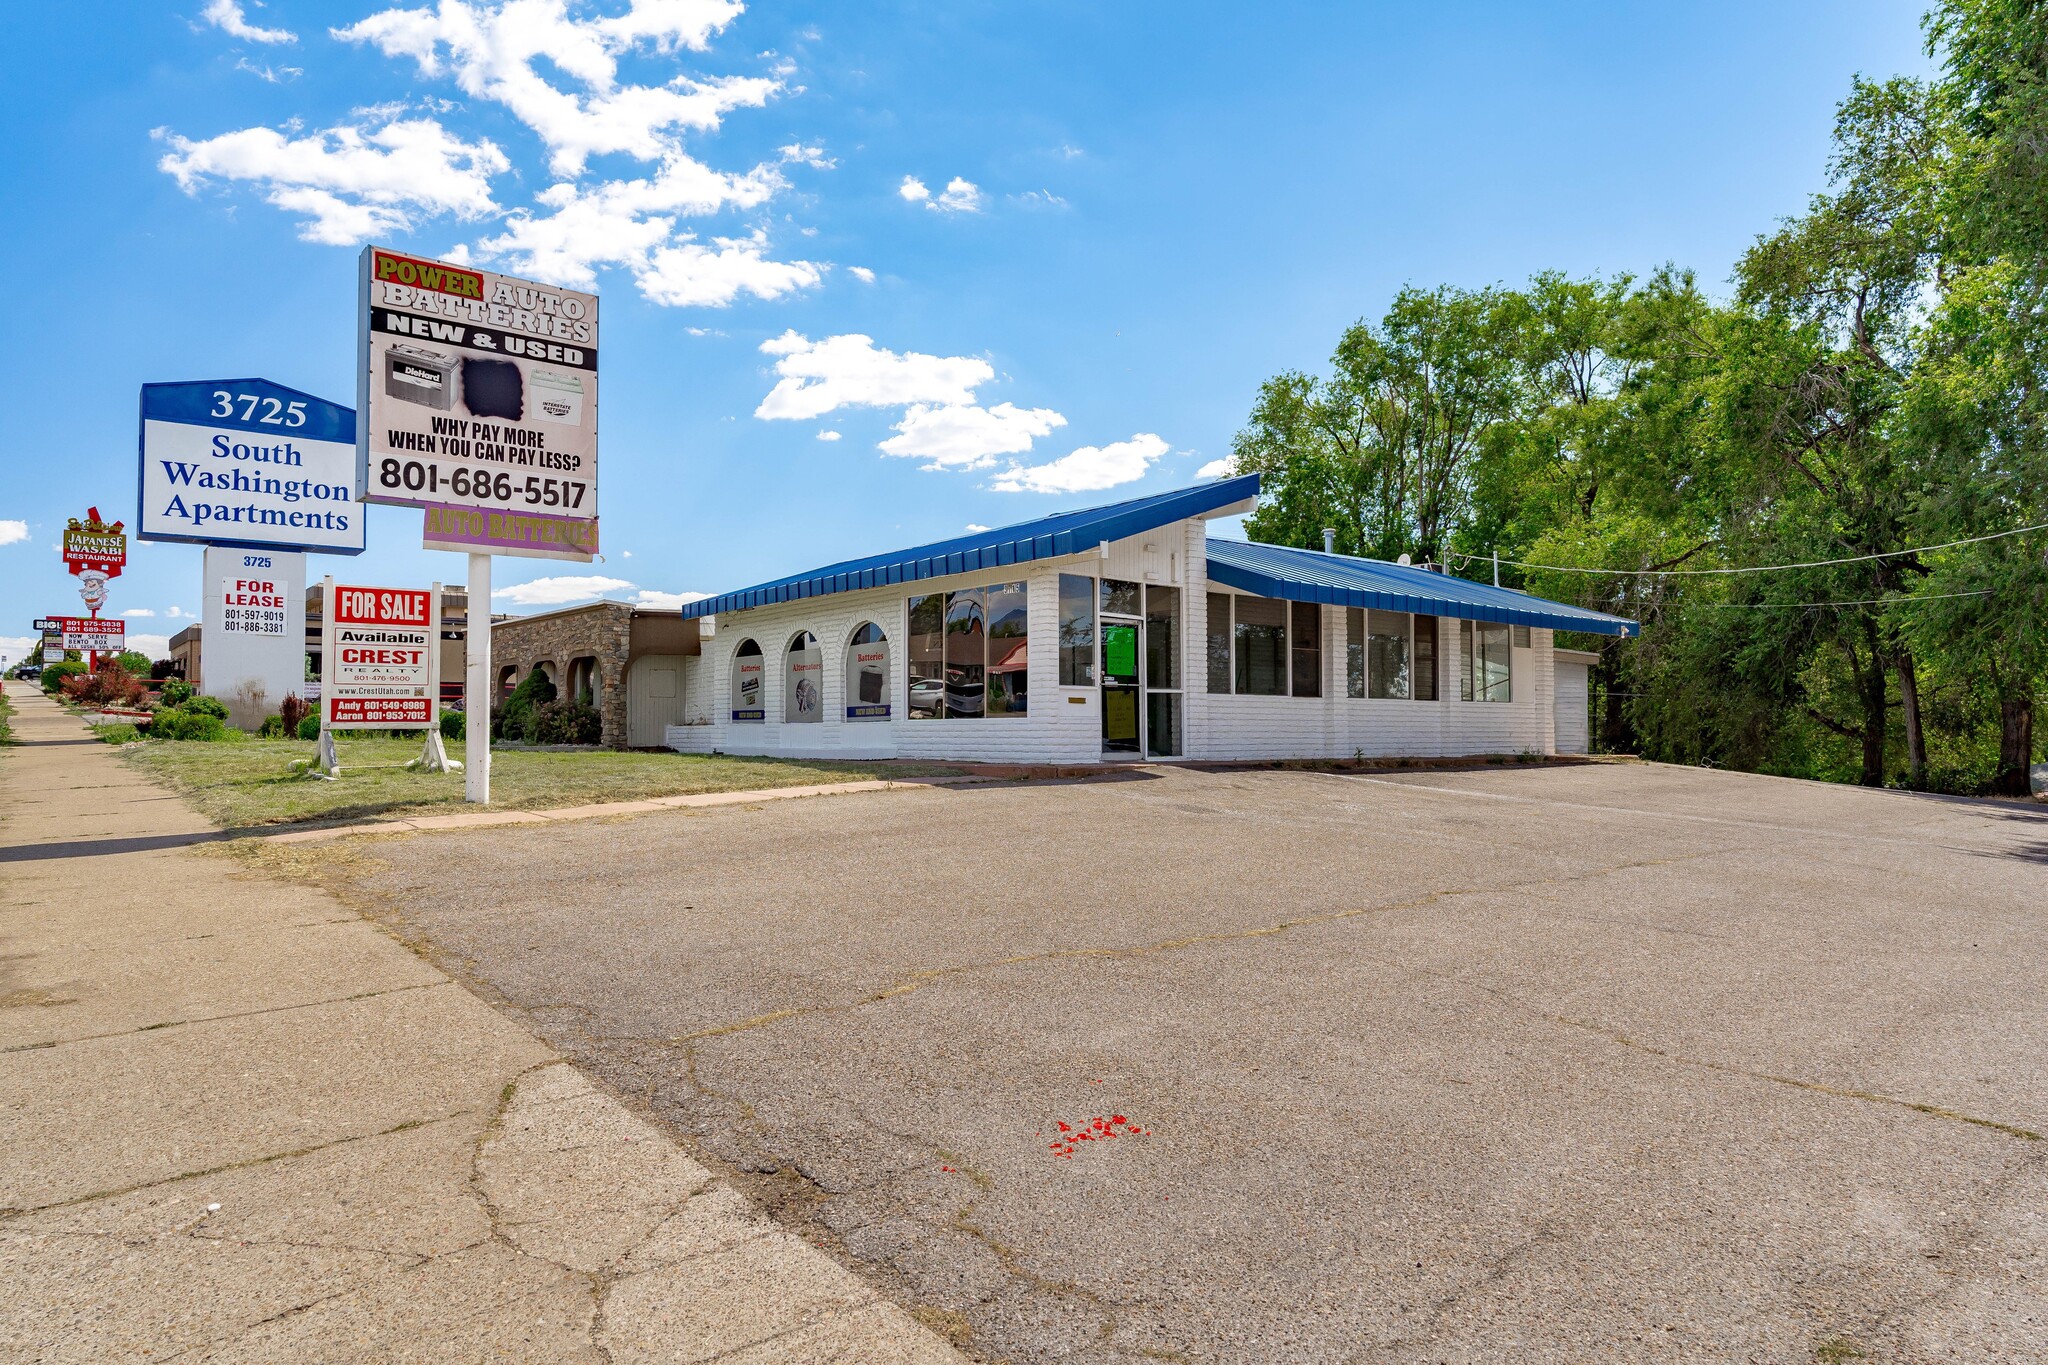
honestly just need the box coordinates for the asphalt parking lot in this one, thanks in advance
[338,763,2048,1364]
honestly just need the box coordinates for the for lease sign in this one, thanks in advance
[322,579,439,729]
[220,576,289,637]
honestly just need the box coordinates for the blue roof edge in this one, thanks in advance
[679,474,1261,619]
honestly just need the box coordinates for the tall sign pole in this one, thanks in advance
[356,246,600,804]
[63,509,126,671]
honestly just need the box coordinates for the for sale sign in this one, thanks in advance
[357,247,599,543]
[321,578,440,729]
[55,617,125,652]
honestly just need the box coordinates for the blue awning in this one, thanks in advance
[680,475,1260,619]
[1204,538,1637,636]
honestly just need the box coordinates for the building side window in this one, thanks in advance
[1414,616,1438,701]
[1234,596,1287,696]
[1367,609,1409,700]
[785,631,822,723]
[1462,620,1511,702]
[730,638,764,721]
[986,581,1029,717]
[846,622,890,720]
[1291,601,1322,698]
[1058,574,1095,687]
[1460,620,1474,701]
[1145,585,1180,690]
[1346,608,1365,698]
[1206,592,1233,694]
[908,595,944,719]
[908,583,1028,719]
[1512,624,1531,648]
[945,588,985,719]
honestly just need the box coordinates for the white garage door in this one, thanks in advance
[1553,659,1591,755]
[627,656,689,748]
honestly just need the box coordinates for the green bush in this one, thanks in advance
[114,650,152,676]
[296,714,322,741]
[439,708,465,741]
[529,698,602,745]
[158,677,194,707]
[151,707,230,742]
[496,669,556,741]
[257,715,287,739]
[40,661,86,694]
[92,722,144,745]
[184,695,232,720]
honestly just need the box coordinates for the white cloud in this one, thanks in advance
[992,433,1169,494]
[755,332,993,421]
[1197,456,1236,479]
[165,606,193,619]
[847,265,875,284]
[0,519,27,546]
[621,549,634,557]
[897,175,929,203]
[636,230,822,307]
[336,0,764,176]
[779,142,833,169]
[815,429,842,441]
[156,119,507,244]
[879,402,1066,469]
[205,0,296,44]
[126,634,173,658]
[964,523,990,533]
[0,636,32,660]
[1055,142,1084,159]
[902,175,983,213]
[121,608,157,618]
[494,574,635,607]
[1014,188,1068,209]
[631,589,710,610]
[234,57,303,83]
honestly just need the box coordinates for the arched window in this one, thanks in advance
[845,622,890,721]
[497,664,518,697]
[730,638,764,720]
[785,630,822,723]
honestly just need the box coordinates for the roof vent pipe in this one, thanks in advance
[1321,528,1336,554]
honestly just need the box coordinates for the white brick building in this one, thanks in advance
[668,476,1633,764]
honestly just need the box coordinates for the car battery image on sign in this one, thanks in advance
[385,345,457,410]
[461,357,524,421]
[531,370,585,425]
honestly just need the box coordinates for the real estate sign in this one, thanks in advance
[203,546,309,725]
[137,380,365,554]
[357,247,600,539]
[54,617,125,653]
[321,579,439,729]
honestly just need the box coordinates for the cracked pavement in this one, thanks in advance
[314,758,2048,1363]
[0,686,964,1364]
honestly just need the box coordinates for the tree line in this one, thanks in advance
[1230,0,2048,794]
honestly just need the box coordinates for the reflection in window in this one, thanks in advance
[1512,624,1531,648]
[986,581,1028,716]
[1101,577,1141,615]
[730,637,764,720]
[785,630,822,723]
[1460,620,1512,701]
[1206,593,1232,694]
[908,596,944,719]
[945,588,985,719]
[1145,585,1180,690]
[1346,608,1365,698]
[1291,601,1322,698]
[1414,616,1438,701]
[1058,574,1095,687]
[1234,597,1286,696]
[1367,610,1409,700]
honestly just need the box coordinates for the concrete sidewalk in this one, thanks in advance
[0,685,966,1364]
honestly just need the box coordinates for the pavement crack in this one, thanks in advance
[1,979,448,1053]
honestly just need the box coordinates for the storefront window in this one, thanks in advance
[730,638,764,721]
[1145,585,1180,689]
[1234,597,1286,696]
[945,588,986,718]
[1346,608,1365,698]
[987,581,1029,716]
[1059,574,1095,687]
[785,631,823,723]
[1291,601,1322,698]
[1207,593,1232,694]
[908,596,944,719]
[1101,577,1141,615]
[845,622,889,720]
[1414,616,1438,701]
[1460,620,1512,701]
[1367,610,1409,700]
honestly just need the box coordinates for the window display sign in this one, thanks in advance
[55,617,125,652]
[730,641,764,720]
[321,578,439,729]
[62,510,127,577]
[138,380,365,553]
[358,247,599,539]
[786,632,822,723]
[845,623,889,720]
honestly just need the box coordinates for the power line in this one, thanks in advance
[1686,589,1995,610]
[1452,519,2048,576]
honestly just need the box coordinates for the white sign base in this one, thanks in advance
[202,546,308,729]
[410,729,463,774]
[312,728,341,779]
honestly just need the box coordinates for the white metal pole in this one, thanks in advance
[465,551,491,803]
[1493,548,1500,587]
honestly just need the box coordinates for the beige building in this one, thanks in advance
[489,601,702,747]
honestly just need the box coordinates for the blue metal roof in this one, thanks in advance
[1204,538,1638,636]
[679,474,1261,619]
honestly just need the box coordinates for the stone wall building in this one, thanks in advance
[489,601,701,748]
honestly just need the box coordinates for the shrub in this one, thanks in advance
[149,659,184,681]
[61,663,147,709]
[257,715,286,739]
[439,708,465,741]
[40,661,86,695]
[152,707,230,742]
[280,692,312,738]
[296,714,322,741]
[158,676,194,707]
[184,695,232,720]
[114,650,152,676]
[529,698,602,745]
[497,669,557,742]
[92,722,144,745]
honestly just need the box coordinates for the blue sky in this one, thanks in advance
[1,0,1933,662]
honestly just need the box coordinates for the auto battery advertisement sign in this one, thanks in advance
[357,247,599,547]
[321,578,439,729]
[138,379,365,554]
[55,617,125,653]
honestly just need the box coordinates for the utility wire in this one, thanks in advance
[1686,589,1995,610]
[1451,519,2048,576]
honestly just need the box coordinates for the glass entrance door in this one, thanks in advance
[1101,617,1142,755]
